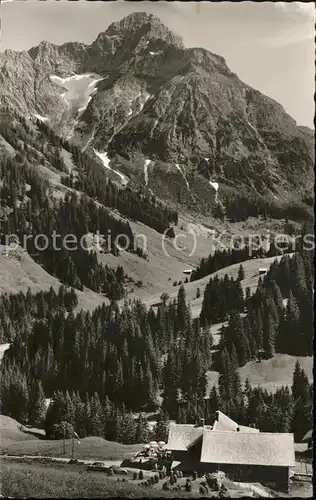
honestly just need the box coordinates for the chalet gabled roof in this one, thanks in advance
[167,411,261,451]
[213,410,259,433]
[167,423,205,451]
[200,430,295,467]
[213,420,259,433]
[302,429,312,442]
[215,410,239,430]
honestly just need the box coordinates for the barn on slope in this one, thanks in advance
[166,411,295,492]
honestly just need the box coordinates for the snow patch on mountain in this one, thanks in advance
[0,343,10,364]
[94,149,129,185]
[139,92,151,112]
[88,77,104,88]
[209,181,219,192]
[127,93,141,116]
[175,163,190,191]
[78,96,92,114]
[150,119,159,137]
[144,159,152,185]
[127,92,151,118]
[209,180,219,202]
[50,73,103,114]
[34,114,49,122]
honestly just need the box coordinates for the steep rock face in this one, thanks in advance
[0,11,313,214]
[0,50,60,118]
[28,40,88,75]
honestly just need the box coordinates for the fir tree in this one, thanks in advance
[154,410,170,442]
[28,380,46,427]
[237,264,245,281]
[135,413,149,444]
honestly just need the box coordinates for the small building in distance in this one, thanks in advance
[258,268,267,275]
[166,411,295,493]
[183,269,192,275]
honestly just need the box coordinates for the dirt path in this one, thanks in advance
[1,454,122,467]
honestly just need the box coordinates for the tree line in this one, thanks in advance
[1,287,208,412]
[199,274,245,326]
[0,156,139,299]
[214,248,313,369]
[0,279,312,443]
[0,285,78,344]
[1,357,311,443]
[223,190,312,223]
[190,239,296,283]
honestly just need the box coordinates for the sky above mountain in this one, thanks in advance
[1,0,314,128]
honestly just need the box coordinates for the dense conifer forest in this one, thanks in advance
[0,114,178,299]
[1,246,313,443]
[214,248,314,364]
[0,154,139,299]
[190,234,297,283]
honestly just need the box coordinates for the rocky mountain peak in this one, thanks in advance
[184,47,233,77]
[28,40,57,60]
[102,11,184,49]
[0,11,313,219]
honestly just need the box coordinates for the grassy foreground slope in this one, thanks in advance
[1,461,180,499]
[1,459,266,498]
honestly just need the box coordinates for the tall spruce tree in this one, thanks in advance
[28,380,46,427]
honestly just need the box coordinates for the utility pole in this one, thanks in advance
[71,432,75,461]
[63,422,66,455]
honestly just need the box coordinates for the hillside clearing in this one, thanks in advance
[237,354,313,392]
[137,255,288,318]
[0,246,108,312]
[206,354,313,395]
[98,211,289,302]
[0,415,35,444]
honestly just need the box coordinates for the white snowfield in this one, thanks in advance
[139,92,151,112]
[143,159,151,185]
[127,92,141,116]
[175,163,190,190]
[78,96,92,114]
[209,181,219,192]
[49,73,103,114]
[0,343,10,363]
[93,149,129,185]
[34,114,48,122]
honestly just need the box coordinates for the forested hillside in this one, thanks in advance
[1,244,313,443]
